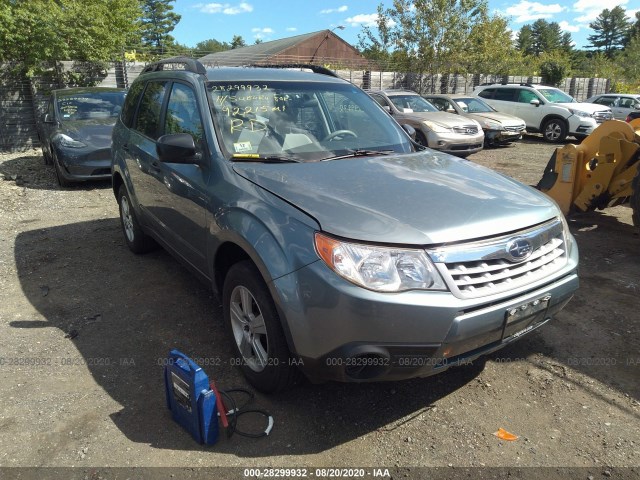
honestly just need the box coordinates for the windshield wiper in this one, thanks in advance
[231,154,300,163]
[322,149,394,161]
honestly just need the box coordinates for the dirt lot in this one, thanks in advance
[0,136,638,479]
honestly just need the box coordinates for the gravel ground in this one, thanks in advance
[0,136,638,479]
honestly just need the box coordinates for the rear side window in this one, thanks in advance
[494,88,517,102]
[121,81,145,128]
[477,88,494,99]
[134,81,168,139]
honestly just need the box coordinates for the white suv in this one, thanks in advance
[473,83,613,142]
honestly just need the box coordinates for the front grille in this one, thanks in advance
[504,125,525,133]
[453,125,479,135]
[428,219,567,299]
[593,111,613,123]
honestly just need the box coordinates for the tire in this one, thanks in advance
[631,162,640,228]
[53,156,74,188]
[117,185,157,254]
[414,130,428,147]
[542,118,568,143]
[42,145,53,165]
[223,260,300,393]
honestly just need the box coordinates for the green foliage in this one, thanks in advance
[230,35,247,49]
[618,34,640,85]
[193,39,231,56]
[139,0,181,54]
[587,6,630,58]
[467,13,521,74]
[540,61,567,86]
[0,0,141,68]
[516,20,572,57]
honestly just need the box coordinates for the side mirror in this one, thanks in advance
[401,124,416,140]
[446,107,456,114]
[42,113,55,124]
[156,133,201,164]
[530,99,541,107]
[634,104,640,110]
[383,105,391,113]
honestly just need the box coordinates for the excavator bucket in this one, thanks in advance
[537,120,640,216]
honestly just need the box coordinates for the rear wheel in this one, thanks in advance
[117,185,157,253]
[631,163,640,228]
[223,260,300,393]
[542,118,567,143]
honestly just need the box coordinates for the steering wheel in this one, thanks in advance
[322,130,358,142]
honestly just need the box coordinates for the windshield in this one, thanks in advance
[207,81,412,162]
[56,91,125,120]
[454,97,495,113]
[388,95,438,113]
[538,88,574,104]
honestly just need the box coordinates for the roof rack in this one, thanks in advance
[246,64,338,78]
[141,57,207,75]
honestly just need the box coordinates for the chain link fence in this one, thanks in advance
[0,58,611,152]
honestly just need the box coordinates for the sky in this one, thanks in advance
[170,0,640,51]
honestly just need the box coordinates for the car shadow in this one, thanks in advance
[14,218,488,455]
[13,212,638,455]
[0,153,111,191]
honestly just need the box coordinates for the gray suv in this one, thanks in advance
[111,58,579,392]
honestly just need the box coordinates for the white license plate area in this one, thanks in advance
[503,295,551,340]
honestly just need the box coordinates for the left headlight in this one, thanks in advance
[480,119,503,130]
[53,133,87,148]
[423,121,452,133]
[314,232,447,292]
[559,215,573,257]
[568,109,592,118]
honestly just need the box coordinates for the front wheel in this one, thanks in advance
[223,260,300,393]
[542,119,567,143]
[415,130,428,147]
[53,156,74,188]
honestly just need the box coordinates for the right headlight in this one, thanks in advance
[423,121,452,133]
[53,133,87,148]
[314,232,447,292]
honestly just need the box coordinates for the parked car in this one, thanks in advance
[626,110,640,123]
[111,58,579,393]
[366,89,484,157]
[39,87,126,187]
[473,83,613,142]
[423,94,526,147]
[585,93,640,121]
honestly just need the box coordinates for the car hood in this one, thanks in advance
[468,112,525,126]
[61,118,117,148]
[233,150,559,245]
[554,102,610,113]
[403,111,478,128]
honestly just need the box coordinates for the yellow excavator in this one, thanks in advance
[537,119,640,228]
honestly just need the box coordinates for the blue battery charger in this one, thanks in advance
[164,349,219,445]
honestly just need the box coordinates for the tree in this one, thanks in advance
[230,35,246,49]
[360,0,489,74]
[467,13,521,74]
[516,20,572,56]
[139,0,181,55]
[587,6,630,58]
[193,38,231,56]
[618,34,640,84]
[0,0,141,67]
[626,11,640,46]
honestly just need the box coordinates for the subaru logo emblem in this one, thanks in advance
[506,237,532,262]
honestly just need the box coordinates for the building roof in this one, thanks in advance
[198,30,368,67]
